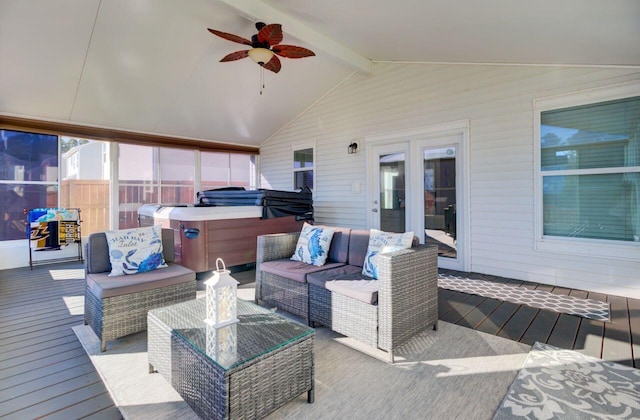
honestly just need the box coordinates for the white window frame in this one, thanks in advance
[292,142,316,191]
[533,81,640,261]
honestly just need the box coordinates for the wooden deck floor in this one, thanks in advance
[439,268,640,368]
[0,262,638,418]
[0,262,121,420]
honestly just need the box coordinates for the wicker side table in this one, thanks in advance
[148,298,315,419]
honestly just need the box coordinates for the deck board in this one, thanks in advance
[455,297,502,329]
[497,305,539,341]
[475,301,520,336]
[546,313,581,349]
[439,292,486,324]
[602,295,633,366]
[627,298,640,367]
[519,309,559,346]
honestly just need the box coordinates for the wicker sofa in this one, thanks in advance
[84,228,196,351]
[255,227,438,362]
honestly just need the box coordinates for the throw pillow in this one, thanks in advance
[104,225,168,276]
[362,229,414,279]
[290,222,335,266]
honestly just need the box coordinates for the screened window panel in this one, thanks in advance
[159,148,194,204]
[229,154,252,186]
[118,144,158,229]
[160,148,194,182]
[0,130,58,181]
[201,152,229,188]
[0,184,57,240]
[119,144,156,182]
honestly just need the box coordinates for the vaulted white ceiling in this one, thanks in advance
[1,0,638,147]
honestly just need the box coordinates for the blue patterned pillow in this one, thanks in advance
[362,229,414,279]
[290,223,335,266]
[104,225,168,276]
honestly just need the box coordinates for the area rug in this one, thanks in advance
[438,273,610,322]
[494,342,640,419]
[74,295,531,419]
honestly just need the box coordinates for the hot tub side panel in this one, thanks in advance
[141,213,303,272]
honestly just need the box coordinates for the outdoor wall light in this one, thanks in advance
[348,142,358,154]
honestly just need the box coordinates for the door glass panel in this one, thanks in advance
[423,146,457,258]
[379,153,405,232]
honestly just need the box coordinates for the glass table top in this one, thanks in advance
[149,298,314,371]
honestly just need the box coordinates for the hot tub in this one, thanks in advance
[138,203,306,273]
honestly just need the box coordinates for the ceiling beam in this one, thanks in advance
[216,0,372,74]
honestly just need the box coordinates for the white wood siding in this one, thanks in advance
[259,63,640,298]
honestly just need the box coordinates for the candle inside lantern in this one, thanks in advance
[204,258,239,327]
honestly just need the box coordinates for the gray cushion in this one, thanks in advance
[86,262,195,299]
[347,230,370,267]
[322,226,351,264]
[260,259,346,283]
[86,228,175,274]
[307,265,366,288]
[326,279,379,305]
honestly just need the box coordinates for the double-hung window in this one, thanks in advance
[535,83,640,259]
[293,145,314,190]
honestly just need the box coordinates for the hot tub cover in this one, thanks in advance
[196,187,313,220]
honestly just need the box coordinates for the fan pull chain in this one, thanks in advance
[260,66,265,95]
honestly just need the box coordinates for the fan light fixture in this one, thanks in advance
[248,48,274,65]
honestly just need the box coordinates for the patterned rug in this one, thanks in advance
[438,273,610,322]
[494,342,640,419]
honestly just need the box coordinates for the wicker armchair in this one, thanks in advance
[84,228,196,351]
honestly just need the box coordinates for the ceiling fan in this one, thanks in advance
[207,22,315,74]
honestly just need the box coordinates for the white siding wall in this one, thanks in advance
[259,63,640,299]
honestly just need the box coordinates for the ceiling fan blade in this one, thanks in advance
[272,45,315,59]
[220,50,249,62]
[262,55,281,73]
[207,28,252,46]
[257,24,283,46]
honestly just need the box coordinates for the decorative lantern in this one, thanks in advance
[206,323,238,366]
[204,258,239,327]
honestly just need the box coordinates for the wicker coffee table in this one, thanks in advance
[147,298,315,419]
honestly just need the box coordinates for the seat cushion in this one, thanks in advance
[86,263,195,299]
[323,226,351,264]
[307,265,367,288]
[260,259,346,283]
[326,279,379,305]
[347,230,371,267]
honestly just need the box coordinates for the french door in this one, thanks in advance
[370,142,411,233]
[368,124,468,271]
